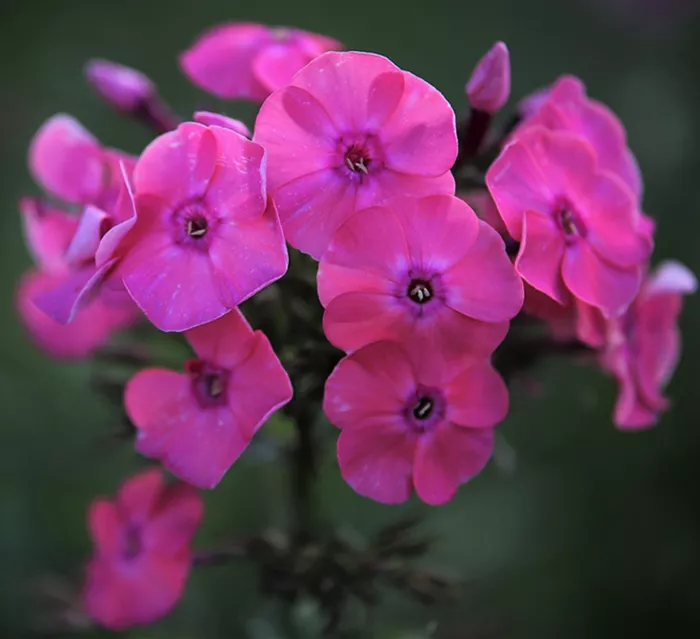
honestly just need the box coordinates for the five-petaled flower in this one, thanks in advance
[83,469,204,630]
[254,51,459,259]
[124,309,293,488]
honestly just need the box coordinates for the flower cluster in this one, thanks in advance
[15,18,694,632]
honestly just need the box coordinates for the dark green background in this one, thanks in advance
[2,0,699,637]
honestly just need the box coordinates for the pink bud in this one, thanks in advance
[466,42,511,114]
[85,59,155,112]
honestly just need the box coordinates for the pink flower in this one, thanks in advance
[85,59,155,113]
[514,75,642,202]
[124,309,293,488]
[28,114,136,212]
[107,121,288,332]
[466,41,511,114]
[602,261,696,429]
[254,51,458,259]
[83,468,203,630]
[487,127,652,317]
[180,22,342,102]
[324,341,508,505]
[318,194,523,356]
[17,197,136,359]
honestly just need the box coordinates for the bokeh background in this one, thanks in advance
[2,0,700,637]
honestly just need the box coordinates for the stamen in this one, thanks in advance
[408,280,433,304]
[186,218,208,238]
[413,396,434,420]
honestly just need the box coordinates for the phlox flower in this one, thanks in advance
[487,126,652,318]
[83,469,203,630]
[324,341,508,505]
[254,51,458,259]
[601,261,696,429]
[181,22,342,102]
[124,309,293,489]
[104,121,288,332]
[318,194,523,356]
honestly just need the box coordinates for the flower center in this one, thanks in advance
[407,279,433,304]
[344,145,371,175]
[186,216,208,239]
[122,525,141,560]
[412,396,434,420]
[555,200,586,241]
[186,358,229,408]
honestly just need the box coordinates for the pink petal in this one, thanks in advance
[19,197,77,274]
[609,352,659,431]
[486,140,553,240]
[366,71,406,129]
[323,341,416,427]
[252,42,310,93]
[317,204,409,306]
[381,70,457,176]
[117,468,164,521]
[32,265,104,324]
[179,22,271,101]
[337,419,416,504]
[205,126,267,219]
[193,111,251,137]
[466,41,511,114]
[253,85,337,190]
[144,483,204,554]
[575,301,607,348]
[444,359,509,428]
[445,220,525,320]
[133,123,217,204]
[562,242,641,318]
[513,209,568,305]
[413,424,494,505]
[397,194,480,273]
[184,307,255,368]
[87,499,123,556]
[65,205,112,267]
[273,169,356,260]
[207,197,288,308]
[28,114,104,204]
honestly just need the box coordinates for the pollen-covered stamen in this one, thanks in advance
[203,373,223,398]
[560,209,580,236]
[408,279,433,304]
[187,358,229,408]
[344,145,371,175]
[413,396,434,420]
[186,217,208,238]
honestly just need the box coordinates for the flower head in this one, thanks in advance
[514,75,642,201]
[124,309,293,488]
[85,59,155,113]
[487,127,652,317]
[181,22,342,102]
[106,121,287,332]
[602,261,696,429]
[318,194,523,356]
[254,51,458,259]
[324,341,508,505]
[466,41,511,114]
[83,469,203,630]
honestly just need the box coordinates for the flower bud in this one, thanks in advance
[466,42,511,114]
[85,59,155,112]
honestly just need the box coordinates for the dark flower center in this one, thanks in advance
[407,279,433,304]
[186,358,229,408]
[555,201,586,241]
[412,396,434,420]
[344,145,371,175]
[122,525,141,560]
[186,216,208,238]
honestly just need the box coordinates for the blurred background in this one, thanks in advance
[2,0,700,637]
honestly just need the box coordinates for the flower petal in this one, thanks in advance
[445,359,509,428]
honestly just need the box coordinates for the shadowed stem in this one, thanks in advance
[289,398,317,535]
[133,96,181,134]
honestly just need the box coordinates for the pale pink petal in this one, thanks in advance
[413,424,493,505]
[337,419,416,504]
[323,342,416,427]
[180,22,271,101]
[444,360,509,428]
[646,260,697,296]
[445,220,525,320]
[19,198,77,274]
[133,123,217,204]
[562,242,641,318]
[513,209,568,305]
[28,114,103,204]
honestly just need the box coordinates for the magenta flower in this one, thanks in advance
[85,59,155,113]
[466,41,511,114]
[29,114,136,212]
[487,127,652,317]
[254,51,458,259]
[107,121,288,332]
[181,22,342,102]
[83,469,203,630]
[602,261,696,429]
[324,341,508,505]
[514,75,642,202]
[124,309,293,489]
[318,194,523,356]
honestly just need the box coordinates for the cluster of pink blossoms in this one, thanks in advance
[16,23,693,631]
